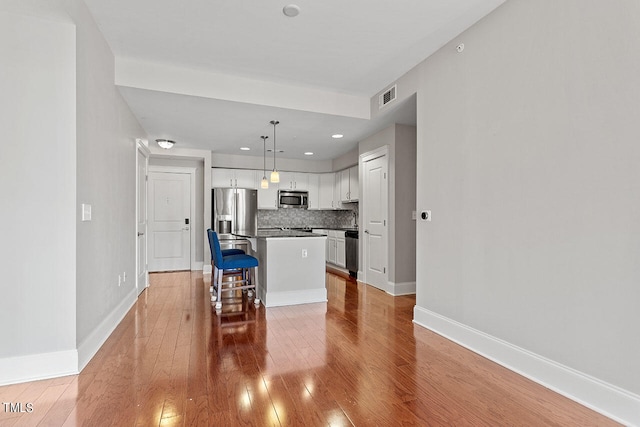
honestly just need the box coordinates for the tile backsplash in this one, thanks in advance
[258,204,358,229]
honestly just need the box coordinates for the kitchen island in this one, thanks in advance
[234,230,327,307]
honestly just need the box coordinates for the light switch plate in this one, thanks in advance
[82,204,92,221]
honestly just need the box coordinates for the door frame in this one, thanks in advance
[360,145,389,289]
[148,165,198,271]
[135,140,150,294]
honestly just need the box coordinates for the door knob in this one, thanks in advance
[137,232,144,236]
[364,230,370,234]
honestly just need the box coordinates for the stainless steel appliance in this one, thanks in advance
[212,188,258,251]
[345,229,359,278]
[278,190,309,209]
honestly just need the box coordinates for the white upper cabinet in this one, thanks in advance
[348,165,359,201]
[307,174,320,210]
[339,165,359,202]
[235,169,257,188]
[318,173,335,209]
[278,172,308,190]
[211,168,257,189]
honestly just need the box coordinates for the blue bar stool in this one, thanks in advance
[208,229,259,310]
[207,229,245,293]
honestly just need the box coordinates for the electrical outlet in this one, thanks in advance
[302,249,308,258]
[123,272,126,282]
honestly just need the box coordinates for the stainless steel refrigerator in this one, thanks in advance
[212,188,258,251]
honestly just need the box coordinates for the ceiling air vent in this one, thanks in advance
[379,85,397,109]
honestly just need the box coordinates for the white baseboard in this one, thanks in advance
[192,261,204,271]
[77,288,137,371]
[0,350,78,386]
[413,306,640,427]
[264,288,327,308]
[203,263,212,274]
[388,281,416,295]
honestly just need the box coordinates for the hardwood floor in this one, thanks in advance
[0,271,618,426]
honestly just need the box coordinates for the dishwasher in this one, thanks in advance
[345,230,359,278]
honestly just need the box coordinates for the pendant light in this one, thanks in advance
[260,135,269,189]
[270,120,280,183]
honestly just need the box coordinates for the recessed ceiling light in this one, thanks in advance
[332,134,344,139]
[283,4,300,17]
[156,139,175,149]
[240,147,250,151]
[304,152,314,156]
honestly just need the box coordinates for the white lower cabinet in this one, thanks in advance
[314,229,346,268]
[336,232,346,267]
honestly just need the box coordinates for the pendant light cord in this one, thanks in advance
[270,120,279,170]
[261,135,268,177]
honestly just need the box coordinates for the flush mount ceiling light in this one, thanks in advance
[240,147,250,151]
[282,4,300,17]
[156,139,175,149]
[332,134,344,139]
[304,152,314,156]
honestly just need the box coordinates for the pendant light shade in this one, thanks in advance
[260,135,269,189]
[270,120,280,183]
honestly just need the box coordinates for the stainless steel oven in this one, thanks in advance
[278,190,308,209]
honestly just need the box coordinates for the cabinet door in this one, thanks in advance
[211,168,236,188]
[336,233,346,267]
[328,236,337,264]
[318,173,334,209]
[258,185,278,210]
[278,172,295,190]
[349,165,359,201]
[333,174,343,209]
[307,174,320,210]
[340,169,350,202]
[293,173,308,190]
[235,169,257,188]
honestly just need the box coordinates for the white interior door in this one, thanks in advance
[136,144,149,294]
[363,154,388,289]
[148,171,191,271]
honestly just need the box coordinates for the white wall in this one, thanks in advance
[332,147,359,171]
[0,9,77,382]
[211,152,332,173]
[394,125,417,285]
[359,124,417,291]
[62,0,146,368]
[413,0,640,423]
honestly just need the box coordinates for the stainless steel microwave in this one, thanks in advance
[278,190,308,209]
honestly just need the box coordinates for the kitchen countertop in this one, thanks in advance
[234,230,326,238]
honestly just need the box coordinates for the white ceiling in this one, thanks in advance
[83,0,505,160]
